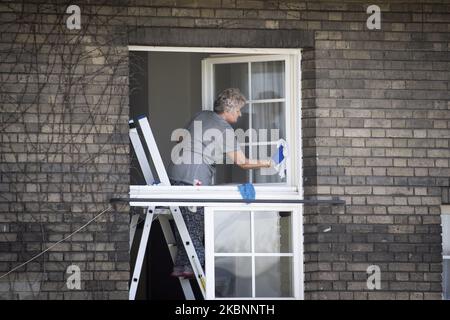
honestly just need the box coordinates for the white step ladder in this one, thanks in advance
[128,115,206,300]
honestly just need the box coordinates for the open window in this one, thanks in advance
[129,47,303,300]
[205,206,302,299]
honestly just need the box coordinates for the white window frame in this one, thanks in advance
[205,205,303,300]
[128,46,304,300]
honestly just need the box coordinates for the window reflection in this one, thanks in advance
[255,257,293,297]
[214,211,251,253]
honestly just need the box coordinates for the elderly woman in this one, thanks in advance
[168,88,272,278]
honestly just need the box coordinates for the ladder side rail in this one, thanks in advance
[170,206,207,298]
[137,117,171,184]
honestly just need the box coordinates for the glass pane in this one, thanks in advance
[255,211,292,253]
[444,259,450,300]
[214,211,251,253]
[214,110,249,185]
[214,63,249,98]
[232,103,249,132]
[251,60,285,100]
[254,143,285,183]
[214,145,249,184]
[215,257,252,298]
[442,215,450,255]
[255,257,293,297]
[251,102,285,141]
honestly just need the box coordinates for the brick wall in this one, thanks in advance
[1,0,449,299]
[301,1,448,300]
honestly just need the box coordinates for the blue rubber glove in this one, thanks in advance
[238,183,255,203]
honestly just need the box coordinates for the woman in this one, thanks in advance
[168,88,273,278]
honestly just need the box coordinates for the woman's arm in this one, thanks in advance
[226,150,272,170]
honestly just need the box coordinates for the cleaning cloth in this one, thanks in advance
[272,139,289,179]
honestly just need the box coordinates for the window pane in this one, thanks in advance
[214,63,249,98]
[251,61,285,100]
[255,257,293,297]
[214,163,248,185]
[251,102,285,141]
[215,257,252,298]
[255,211,292,253]
[214,211,251,253]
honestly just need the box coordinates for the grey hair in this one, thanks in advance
[213,88,246,113]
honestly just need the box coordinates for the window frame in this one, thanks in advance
[204,205,303,300]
